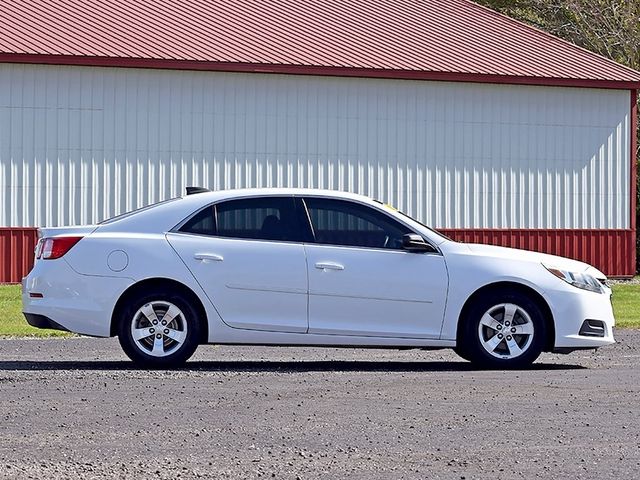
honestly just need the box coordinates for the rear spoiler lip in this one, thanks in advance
[37,225,99,239]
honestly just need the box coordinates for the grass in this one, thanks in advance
[0,284,70,337]
[611,281,640,328]
[0,280,638,337]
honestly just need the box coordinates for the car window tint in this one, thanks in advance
[304,198,411,249]
[180,206,216,235]
[215,197,301,242]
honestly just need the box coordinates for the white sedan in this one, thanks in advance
[22,188,615,368]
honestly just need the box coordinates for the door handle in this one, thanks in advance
[315,262,344,271]
[194,253,224,262]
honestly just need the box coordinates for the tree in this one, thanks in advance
[475,1,640,67]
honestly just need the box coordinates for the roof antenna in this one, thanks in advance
[186,186,211,195]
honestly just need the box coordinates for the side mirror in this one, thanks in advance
[402,233,436,253]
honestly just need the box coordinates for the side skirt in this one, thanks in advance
[206,326,456,348]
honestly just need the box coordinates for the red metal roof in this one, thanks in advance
[1,0,639,89]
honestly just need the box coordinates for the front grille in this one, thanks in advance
[579,319,606,338]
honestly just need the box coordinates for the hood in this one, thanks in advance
[463,243,607,279]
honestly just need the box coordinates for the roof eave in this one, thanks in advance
[1,53,639,90]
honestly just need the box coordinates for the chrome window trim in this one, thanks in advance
[170,192,442,255]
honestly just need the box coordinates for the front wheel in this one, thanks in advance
[118,291,202,368]
[456,291,547,369]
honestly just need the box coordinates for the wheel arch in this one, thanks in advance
[456,281,555,352]
[110,277,209,343]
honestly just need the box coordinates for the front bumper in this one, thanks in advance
[545,285,615,350]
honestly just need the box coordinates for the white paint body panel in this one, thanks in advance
[22,189,615,355]
[305,244,448,338]
[1,63,631,230]
[437,241,615,349]
[166,233,308,333]
[22,258,131,338]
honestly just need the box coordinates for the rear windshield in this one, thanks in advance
[99,197,181,225]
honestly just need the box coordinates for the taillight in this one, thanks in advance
[40,236,83,259]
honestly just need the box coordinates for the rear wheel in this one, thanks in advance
[118,290,202,367]
[456,290,546,368]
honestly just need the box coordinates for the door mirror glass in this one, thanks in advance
[402,234,435,252]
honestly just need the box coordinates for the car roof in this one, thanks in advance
[175,188,384,215]
[97,188,382,234]
[182,188,376,203]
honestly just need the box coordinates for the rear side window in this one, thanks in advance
[304,198,411,249]
[180,206,215,235]
[180,197,302,242]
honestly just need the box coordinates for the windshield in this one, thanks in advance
[396,210,453,242]
[99,197,181,225]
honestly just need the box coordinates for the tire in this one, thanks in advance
[456,289,546,369]
[117,289,202,368]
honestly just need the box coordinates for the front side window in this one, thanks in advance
[180,197,302,242]
[303,198,411,249]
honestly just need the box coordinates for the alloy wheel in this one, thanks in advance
[130,301,188,357]
[477,303,535,359]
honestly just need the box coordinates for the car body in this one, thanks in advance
[22,188,616,368]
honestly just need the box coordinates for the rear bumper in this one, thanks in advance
[22,258,133,337]
[23,313,70,332]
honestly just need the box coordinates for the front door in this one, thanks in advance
[302,197,448,339]
[167,196,308,333]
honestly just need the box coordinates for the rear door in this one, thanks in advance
[167,196,309,333]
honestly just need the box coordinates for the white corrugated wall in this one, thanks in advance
[0,63,631,229]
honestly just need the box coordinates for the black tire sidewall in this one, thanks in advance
[117,290,202,368]
[460,290,546,369]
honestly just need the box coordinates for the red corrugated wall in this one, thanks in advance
[0,227,635,283]
[0,228,38,284]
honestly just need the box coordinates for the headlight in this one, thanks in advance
[543,264,604,294]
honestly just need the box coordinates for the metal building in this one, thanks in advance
[1,0,639,281]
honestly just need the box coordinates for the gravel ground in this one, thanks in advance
[1,331,639,479]
[609,278,640,285]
